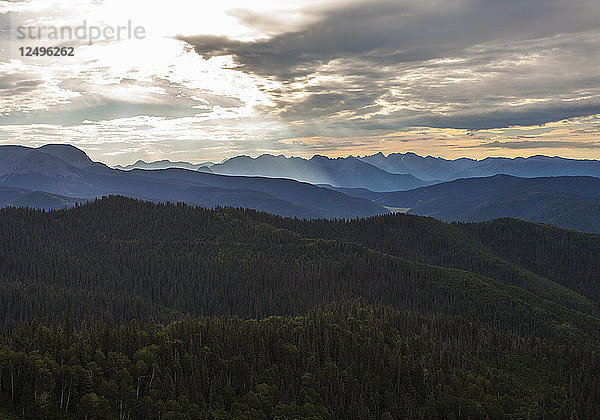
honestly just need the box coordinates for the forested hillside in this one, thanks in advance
[256,212,600,314]
[0,197,599,418]
[326,175,600,233]
[0,186,83,210]
[461,218,600,304]
[1,302,599,419]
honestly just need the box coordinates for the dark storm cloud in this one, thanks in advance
[226,9,298,35]
[182,0,598,79]
[180,0,600,131]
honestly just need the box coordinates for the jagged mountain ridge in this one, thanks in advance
[116,151,600,186]
[210,154,434,191]
[0,144,386,218]
[360,152,600,181]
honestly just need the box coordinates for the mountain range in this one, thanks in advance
[1,144,599,232]
[2,152,600,415]
[118,152,600,184]
[209,154,434,191]
[360,152,600,181]
[206,151,600,231]
[325,174,600,232]
[119,154,435,192]
[0,144,385,218]
[115,159,213,172]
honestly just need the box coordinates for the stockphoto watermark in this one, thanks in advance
[9,19,146,58]
[15,20,146,44]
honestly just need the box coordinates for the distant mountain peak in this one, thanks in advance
[361,151,600,181]
[210,152,431,191]
[256,153,283,159]
[37,144,94,169]
[114,159,213,171]
[225,155,251,162]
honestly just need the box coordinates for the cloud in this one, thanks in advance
[0,74,44,94]
[0,70,206,125]
[2,0,600,163]
[180,0,600,132]
[402,100,600,130]
[182,0,599,79]
[475,140,600,149]
[0,34,264,125]
[3,113,600,164]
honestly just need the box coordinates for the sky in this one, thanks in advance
[0,0,599,165]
